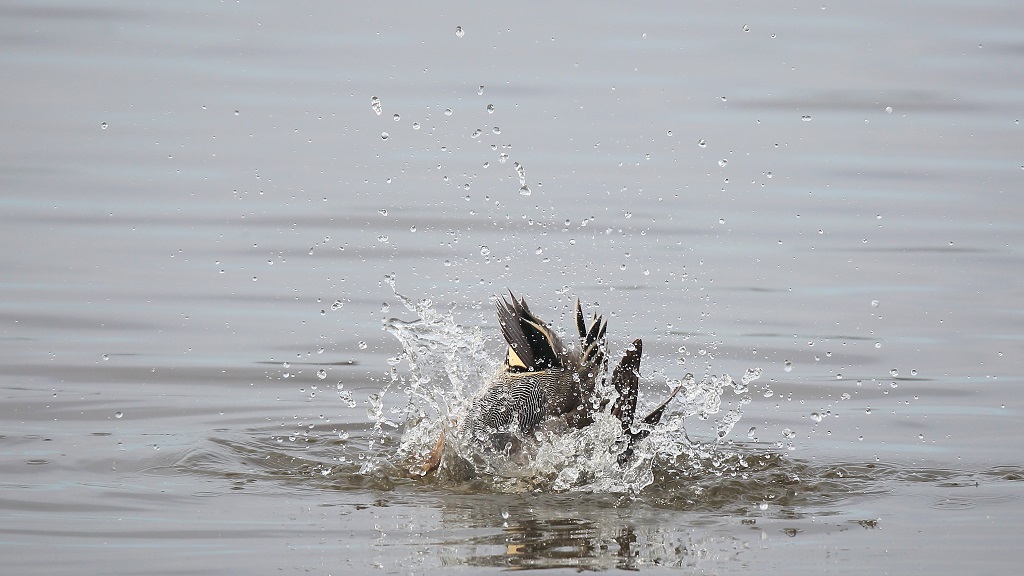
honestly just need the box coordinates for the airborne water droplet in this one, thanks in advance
[371,96,382,115]
[455,25,464,38]
[317,369,327,380]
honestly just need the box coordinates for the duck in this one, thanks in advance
[415,292,681,477]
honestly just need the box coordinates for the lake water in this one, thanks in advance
[2,1,1022,573]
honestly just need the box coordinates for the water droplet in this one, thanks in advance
[871,299,880,308]
[486,104,495,114]
[874,342,882,349]
[115,411,123,419]
[100,121,108,129]
[377,234,389,243]
[885,106,893,114]
[478,85,485,95]
[742,368,762,385]
[371,96,382,115]
[317,369,327,380]
[865,407,872,414]
[743,24,750,32]
[698,139,707,148]
[718,159,728,167]
[890,368,898,377]
[519,185,531,196]
[102,354,109,361]
[455,25,464,38]
[331,300,344,310]
[513,161,527,185]
[624,211,632,219]
[801,115,812,122]
[783,360,793,372]
[471,128,482,138]
[378,208,388,216]
[380,132,389,140]
[492,126,501,134]
[747,426,757,438]
[782,428,795,439]
[358,341,368,350]
[479,246,491,256]
[444,108,453,116]
[810,412,823,423]
[412,122,420,130]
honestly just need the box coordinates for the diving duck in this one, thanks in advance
[416,292,681,477]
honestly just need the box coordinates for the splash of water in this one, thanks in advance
[376,278,762,494]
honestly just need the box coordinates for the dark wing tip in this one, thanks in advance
[495,291,562,372]
[609,338,643,430]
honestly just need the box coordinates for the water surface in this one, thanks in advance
[1,1,1022,573]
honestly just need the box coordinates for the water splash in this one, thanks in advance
[377,279,764,494]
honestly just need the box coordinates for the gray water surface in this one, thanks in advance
[2,1,1022,574]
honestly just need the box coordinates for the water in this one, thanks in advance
[2,1,1023,574]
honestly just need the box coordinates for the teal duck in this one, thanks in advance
[417,292,681,476]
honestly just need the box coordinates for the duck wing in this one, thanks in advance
[610,338,642,429]
[496,292,565,372]
[609,339,683,465]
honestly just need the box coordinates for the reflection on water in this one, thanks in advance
[171,425,1024,571]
